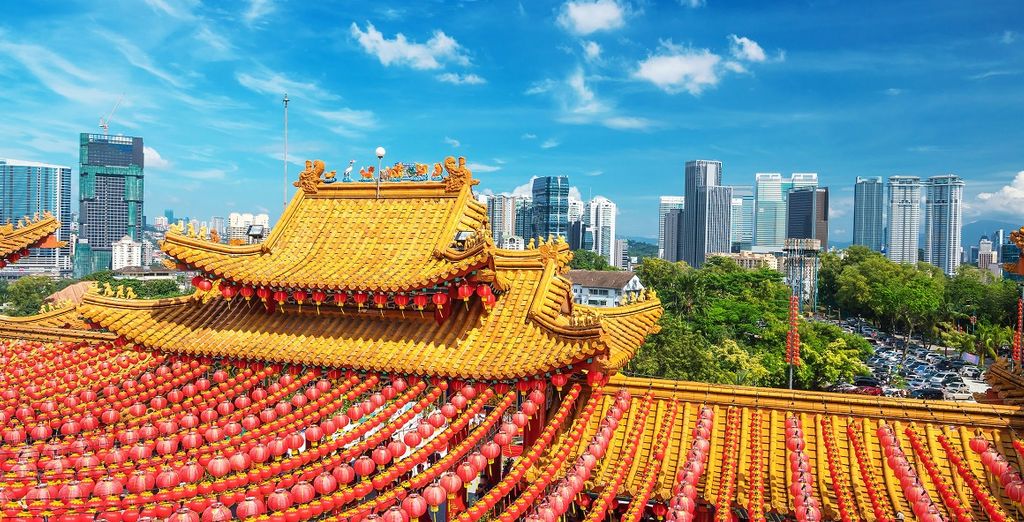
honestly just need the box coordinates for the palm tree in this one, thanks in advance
[974,323,1012,367]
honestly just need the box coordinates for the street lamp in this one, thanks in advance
[375,146,386,199]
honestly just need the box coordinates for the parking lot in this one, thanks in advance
[825,318,991,402]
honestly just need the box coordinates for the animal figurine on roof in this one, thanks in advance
[431,163,443,180]
[294,159,326,193]
[340,160,356,182]
[324,169,337,183]
[359,165,375,182]
[413,163,429,181]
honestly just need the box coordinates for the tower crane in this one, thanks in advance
[99,94,125,135]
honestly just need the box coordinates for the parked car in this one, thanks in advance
[910,388,944,400]
[943,383,973,401]
[853,376,881,387]
[850,385,883,396]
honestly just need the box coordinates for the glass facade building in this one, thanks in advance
[657,196,685,259]
[853,176,885,252]
[786,187,829,249]
[0,159,72,279]
[681,160,731,267]
[531,176,569,240]
[924,174,964,276]
[886,176,922,265]
[77,133,144,276]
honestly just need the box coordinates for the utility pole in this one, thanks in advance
[283,93,289,211]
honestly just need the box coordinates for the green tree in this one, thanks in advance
[570,250,614,271]
[4,276,58,316]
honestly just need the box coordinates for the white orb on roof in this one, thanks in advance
[375,147,386,159]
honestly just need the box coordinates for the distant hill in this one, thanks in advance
[627,240,657,260]
[961,219,1020,245]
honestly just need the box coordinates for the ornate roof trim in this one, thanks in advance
[0,213,64,262]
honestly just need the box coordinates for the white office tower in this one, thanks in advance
[585,196,617,266]
[486,194,519,245]
[568,197,585,223]
[886,176,922,264]
[226,212,271,243]
[853,176,885,252]
[924,175,964,275]
[657,196,685,259]
[111,235,143,270]
[754,173,784,248]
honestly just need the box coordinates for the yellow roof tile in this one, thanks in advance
[0,213,63,262]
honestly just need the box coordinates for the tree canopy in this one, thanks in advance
[570,250,615,271]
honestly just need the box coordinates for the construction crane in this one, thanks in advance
[99,94,125,135]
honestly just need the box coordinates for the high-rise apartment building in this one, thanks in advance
[531,176,569,240]
[585,196,616,265]
[729,186,753,252]
[486,194,519,245]
[0,159,72,279]
[76,133,144,276]
[924,174,964,275]
[225,212,271,243]
[568,197,585,223]
[513,197,533,241]
[853,176,885,252]
[978,238,999,275]
[680,160,731,267]
[786,187,829,249]
[657,196,685,259]
[663,209,684,263]
[886,176,922,265]
[614,239,629,270]
[754,173,817,250]
[111,235,143,270]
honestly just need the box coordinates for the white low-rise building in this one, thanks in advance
[569,270,644,308]
[111,235,143,270]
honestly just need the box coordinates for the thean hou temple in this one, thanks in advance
[2,158,1024,522]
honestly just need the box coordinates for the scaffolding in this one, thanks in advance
[783,238,821,315]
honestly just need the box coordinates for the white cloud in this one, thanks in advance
[244,0,275,25]
[1002,30,1018,44]
[885,88,904,96]
[236,67,338,101]
[602,116,655,130]
[722,61,747,73]
[541,139,561,149]
[437,72,486,85]
[557,0,625,35]
[728,35,766,62]
[179,167,230,180]
[586,170,603,176]
[521,133,537,140]
[0,39,109,103]
[525,79,557,95]
[977,171,1024,218]
[144,146,171,169]
[582,41,602,61]
[194,25,234,59]
[466,162,501,173]
[634,42,722,95]
[565,68,609,116]
[350,22,469,70]
[143,0,198,20]
[969,70,1019,81]
[493,158,506,164]
[95,30,185,87]
[511,177,538,197]
[679,0,705,6]
[313,108,377,138]
[569,187,583,200]
[444,136,461,148]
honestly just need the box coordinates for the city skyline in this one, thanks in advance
[0,1,1021,241]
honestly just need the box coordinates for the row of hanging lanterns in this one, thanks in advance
[745,410,765,522]
[586,394,653,522]
[818,417,855,522]
[904,426,971,522]
[845,420,894,522]
[786,416,821,522]
[713,407,742,522]
[877,422,943,522]
[621,400,677,522]
[939,432,1009,522]
[666,406,714,522]
[971,434,1024,504]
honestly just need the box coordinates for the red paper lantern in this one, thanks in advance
[423,484,447,511]
[354,455,377,478]
[402,493,429,518]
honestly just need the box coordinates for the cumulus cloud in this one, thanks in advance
[541,138,561,149]
[144,146,171,169]
[437,72,486,85]
[634,42,721,95]
[977,171,1024,218]
[466,162,501,173]
[679,0,705,6]
[557,0,625,35]
[728,34,766,62]
[525,79,557,95]
[565,68,609,116]
[521,133,537,140]
[582,40,601,61]
[1002,30,1018,44]
[350,22,469,70]
[444,136,461,148]
[603,116,655,130]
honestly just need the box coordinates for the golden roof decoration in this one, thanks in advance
[0,212,64,264]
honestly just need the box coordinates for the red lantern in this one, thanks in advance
[394,293,410,309]
[240,285,255,301]
[413,293,428,311]
[457,461,477,483]
[402,493,429,518]
[551,373,570,390]
[431,293,448,310]
[354,455,377,478]
[481,441,501,462]
[333,463,355,484]
[220,284,237,301]
[291,481,316,504]
[457,282,474,302]
[373,292,388,309]
[440,472,463,498]
[353,292,368,308]
[267,488,294,512]
[423,484,447,511]
[202,502,233,522]
[373,445,393,466]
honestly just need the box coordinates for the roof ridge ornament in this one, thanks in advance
[443,156,478,193]
[294,160,326,195]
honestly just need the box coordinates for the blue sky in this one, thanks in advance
[1,0,1022,241]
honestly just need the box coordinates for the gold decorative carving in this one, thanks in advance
[443,156,479,192]
[294,160,326,194]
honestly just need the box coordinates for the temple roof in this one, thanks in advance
[77,262,662,380]
[576,375,1024,519]
[0,212,63,263]
[161,168,491,292]
[0,304,112,343]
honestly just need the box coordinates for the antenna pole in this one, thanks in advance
[283,93,290,211]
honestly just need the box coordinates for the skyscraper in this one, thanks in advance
[663,209,684,263]
[786,187,829,249]
[513,197,533,240]
[486,194,520,245]
[754,173,818,250]
[531,176,569,240]
[924,174,964,275]
[680,160,731,267]
[0,159,72,279]
[657,196,685,259]
[886,176,922,265]
[853,176,885,252]
[76,133,144,276]
[585,196,616,265]
[567,197,585,223]
[729,186,753,252]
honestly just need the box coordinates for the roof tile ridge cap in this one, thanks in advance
[433,179,476,260]
[81,292,193,310]
[160,232,264,255]
[0,305,78,323]
[10,215,60,235]
[526,260,606,340]
[596,298,664,317]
